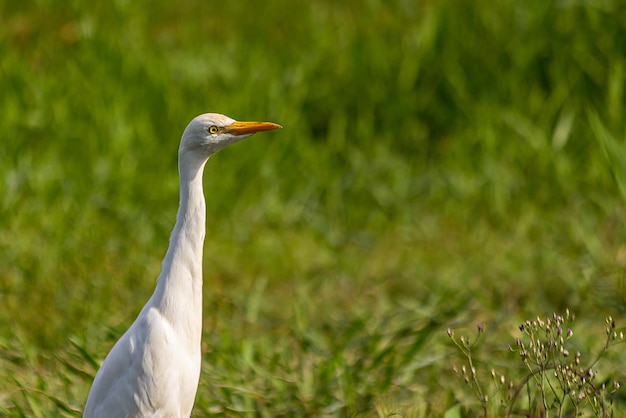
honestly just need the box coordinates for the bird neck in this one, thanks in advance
[151,156,207,341]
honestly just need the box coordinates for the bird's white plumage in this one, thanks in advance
[83,113,281,418]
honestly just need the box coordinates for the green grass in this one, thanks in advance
[1,0,626,416]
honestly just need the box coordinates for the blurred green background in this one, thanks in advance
[1,0,626,416]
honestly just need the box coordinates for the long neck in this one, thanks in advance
[150,154,207,344]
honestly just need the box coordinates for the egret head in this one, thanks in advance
[179,113,281,158]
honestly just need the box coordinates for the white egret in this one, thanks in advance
[83,113,281,418]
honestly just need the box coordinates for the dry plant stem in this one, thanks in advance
[507,366,608,418]
[449,330,487,413]
[467,349,487,411]
[450,314,618,418]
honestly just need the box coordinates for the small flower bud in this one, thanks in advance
[608,316,615,328]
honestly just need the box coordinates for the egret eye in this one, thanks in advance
[208,126,219,134]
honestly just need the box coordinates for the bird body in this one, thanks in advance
[84,113,281,418]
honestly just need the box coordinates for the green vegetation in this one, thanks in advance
[1,0,626,416]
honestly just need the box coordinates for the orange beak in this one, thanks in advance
[225,121,282,136]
